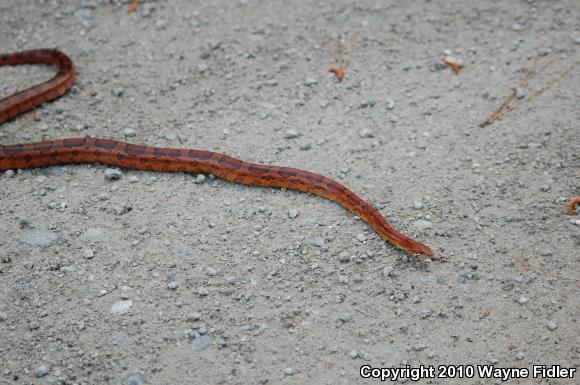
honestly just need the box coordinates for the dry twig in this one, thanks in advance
[512,256,579,283]
[480,48,576,127]
[318,30,358,82]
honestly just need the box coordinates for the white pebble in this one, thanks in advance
[287,208,298,219]
[110,300,133,315]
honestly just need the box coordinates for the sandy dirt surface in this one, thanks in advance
[1,0,579,384]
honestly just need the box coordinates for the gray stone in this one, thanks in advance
[81,227,106,242]
[111,86,124,97]
[288,208,298,219]
[418,308,432,319]
[21,230,58,248]
[337,313,353,323]
[122,372,145,385]
[413,219,433,232]
[383,266,394,278]
[312,237,326,249]
[192,335,213,351]
[104,168,123,181]
[285,129,299,139]
[284,367,299,375]
[174,245,193,257]
[358,128,373,138]
[547,321,557,331]
[413,200,424,209]
[360,97,376,108]
[124,128,137,137]
[34,366,48,378]
[304,77,317,86]
[111,300,133,315]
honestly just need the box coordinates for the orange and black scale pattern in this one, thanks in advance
[0,49,75,124]
[0,49,434,257]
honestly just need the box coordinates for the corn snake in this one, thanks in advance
[0,49,434,257]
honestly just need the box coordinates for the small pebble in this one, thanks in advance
[383,266,394,278]
[337,313,353,323]
[192,335,213,351]
[4,169,15,177]
[360,97,376,108]
[285,129,299,139]
[124,128,136,137]
[413,219,433,232]
[516,351,524,360]
[547,321,557,331]
[356,234,366,242]
[111,86,124,97]
[83,249,95,259]
[167,281,178,290]
[187,312,201,321]
[515,87,526,99]
[194,174,206,184]
[122,372,145,385]
[413,200,424,209]
[104,168,123,181]
[110,300,133,315]
[197,287,209,296]
[418,308,432,319]
[304,77,317,86]
[81,228,106,243]
[21,230,58,248]
[385,98,395,110]
[312,237,326,248]
[284,367,299,375]
[174,245,193,257]
[287,208,298,219]
[141,3,155,16]
[413,343,427,352]
[34,366,48,378]
[358,128,373,138]
[155,18,169,30]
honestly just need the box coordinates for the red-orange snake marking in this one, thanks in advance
[0,49,433,257]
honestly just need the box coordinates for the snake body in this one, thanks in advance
[0,49,433,257]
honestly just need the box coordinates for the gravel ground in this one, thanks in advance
[1,1,579,384]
